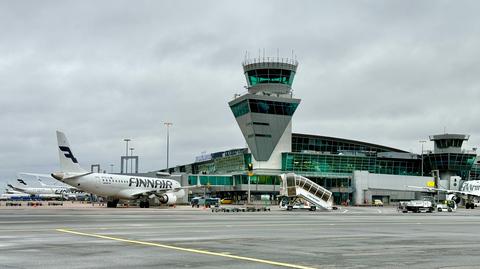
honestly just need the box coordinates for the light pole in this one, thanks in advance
[129,147,135,174]
[110,164,114,173]
[123,138,131,174]
[419,140,426,176]
[164,122,173,170]
[247,174,251,204]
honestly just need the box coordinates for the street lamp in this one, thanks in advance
[164,122,173,170]
[110,164,114,173]
[123,138,131,174]
[419,140,426,176]
[130,147,135,174]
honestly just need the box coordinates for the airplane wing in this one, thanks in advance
[407,186,480,198]
[119,189,170,199]
[18,172,53,178]
[172,185,204,192]
[119,182,204,199]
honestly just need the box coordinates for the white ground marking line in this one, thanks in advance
[342,209,349,214]
[56,228,319,269]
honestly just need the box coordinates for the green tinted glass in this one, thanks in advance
[230,100,250,118]
[246,69,295,86]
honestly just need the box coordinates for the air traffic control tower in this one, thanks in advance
[424,134,477,190]
[228,57,300,170]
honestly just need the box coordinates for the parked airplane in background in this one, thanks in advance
[0,188,31,201]
[15,174,87,200]
[7,183,65,200]
[4,188,25,195]
[409,179,480,209]
[51,131,198,208]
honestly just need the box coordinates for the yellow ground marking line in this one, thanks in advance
[56,228,317,269]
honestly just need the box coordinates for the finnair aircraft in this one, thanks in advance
[4,188,25,195]
[51,131,195,208]
[0,188,31,201]
[14,177,86,200]
[409,179,480,209]
[7,183,65,200]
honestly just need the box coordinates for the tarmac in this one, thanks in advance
[1,203,480,268]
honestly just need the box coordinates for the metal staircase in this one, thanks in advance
[280,173,333,210]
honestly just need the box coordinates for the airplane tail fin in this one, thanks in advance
[17,178,27,185]
[56,131,87,173]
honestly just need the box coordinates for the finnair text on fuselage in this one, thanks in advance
[461,180,480,192]
[128,177,173,189]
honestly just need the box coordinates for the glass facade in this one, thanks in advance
[470,163,480,180]
[424,153,477,179]
[282,152,376,175]
[188,175,233,186]
[434,139,464,149]
[230,100,250,118]
[230,99,299,118]
[246,68,295,86]
[234,174,281,185]
[282,153,421,176]
[249,99,298,116]
[375,158,421,176]
[292,134,407,154]
[309,177,351,188]
[196,154,250,174]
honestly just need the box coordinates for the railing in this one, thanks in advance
[281,173,333,209]
[242,57,298,66]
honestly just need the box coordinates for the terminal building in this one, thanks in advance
[154,57,479,205]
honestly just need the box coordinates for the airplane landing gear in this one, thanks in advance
[139,201,150,208]
[106,199,119,208]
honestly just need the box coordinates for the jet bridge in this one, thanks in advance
[280,173,333,210]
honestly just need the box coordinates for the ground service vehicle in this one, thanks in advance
[437,200,457,212]
[191,197,219,208]
[398,198,434,213]
[220,198,233,204]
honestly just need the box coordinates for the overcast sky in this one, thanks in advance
[1,0,479,187]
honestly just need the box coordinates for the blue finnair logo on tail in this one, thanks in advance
[59,146,78,163]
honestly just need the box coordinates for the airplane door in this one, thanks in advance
[95,176,101,189]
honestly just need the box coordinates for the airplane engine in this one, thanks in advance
[448,195,461,204]
[158,193,177,205]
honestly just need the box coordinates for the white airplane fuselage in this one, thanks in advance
[57,173,183,200]
[0,193,31,200]
[460,180,480,196]
[11,186,74,196]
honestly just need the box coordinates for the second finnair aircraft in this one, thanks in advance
[51,131,193,208]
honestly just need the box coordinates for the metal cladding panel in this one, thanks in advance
[234,112,293,161]
[229,94,300,162]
